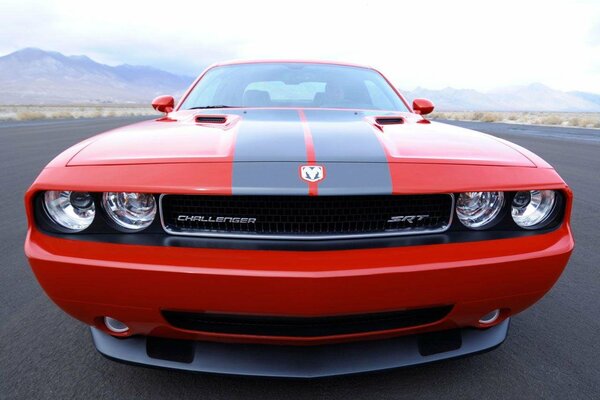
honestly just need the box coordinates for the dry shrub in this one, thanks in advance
[577,118,598,128]
[421,111,599,129]
[50,111,74,119]
[472,112,484,120]
[540,115,562,125]
[16,111,47,121]
[480,113,500,122]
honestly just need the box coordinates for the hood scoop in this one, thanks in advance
[366,116,405,132]
[375,117,405,125]
[193,114,240,130]
[195,115,228,124]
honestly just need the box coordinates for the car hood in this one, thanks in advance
[67,109,535,167]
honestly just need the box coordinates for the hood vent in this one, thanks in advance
[375,117,404,125]
[195,116,228,124]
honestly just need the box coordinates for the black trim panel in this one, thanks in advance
[90,319,510,378]
[36,227,561,251]
[33,191,565,251]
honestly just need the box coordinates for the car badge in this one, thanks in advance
[300,165,325,183]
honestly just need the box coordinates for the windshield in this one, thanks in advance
[179,63,408,111]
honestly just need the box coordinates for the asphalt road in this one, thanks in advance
[1,117,598,399]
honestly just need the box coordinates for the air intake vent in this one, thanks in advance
[375,117,404,125]
[162,306,454,337]
[195,116,227,124]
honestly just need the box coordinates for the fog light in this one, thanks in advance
[104,317,129,333]
[478,309,501,325]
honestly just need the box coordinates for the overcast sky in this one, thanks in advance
[1,0,599,92]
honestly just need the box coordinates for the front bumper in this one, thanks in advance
[26,221,572,346]
[91,319,510,378]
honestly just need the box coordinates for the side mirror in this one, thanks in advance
[412,98,434,115]
[152,95,175,114]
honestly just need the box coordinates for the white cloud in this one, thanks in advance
[1,0,599,92]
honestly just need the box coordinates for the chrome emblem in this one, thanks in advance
[387,215,430,224]
[300,165,325,183]
[177,215,256,223]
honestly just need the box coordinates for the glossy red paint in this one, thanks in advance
[23,61,574,349]
[152,95,175,114]
[412,98,435,115]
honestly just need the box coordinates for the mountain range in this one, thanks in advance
[403,84,600,112]
[0,48,194,104]
[1,48,599,111]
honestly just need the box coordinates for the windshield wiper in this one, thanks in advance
[187,105,240,110]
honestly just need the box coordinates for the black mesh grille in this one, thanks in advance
[160,194,453,239]
[162,306,453,337]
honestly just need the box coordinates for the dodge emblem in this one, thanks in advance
[300,165,325,183]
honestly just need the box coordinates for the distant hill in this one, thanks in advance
[0,48,194,104]
[568,91,600,108]
[404,83,600,112]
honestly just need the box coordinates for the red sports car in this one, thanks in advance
[24,60,574,377]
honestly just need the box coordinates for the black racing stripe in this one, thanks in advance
[232,109,308,195]
[304,110,393,195]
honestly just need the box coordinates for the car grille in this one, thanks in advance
[159,194,454,240]
[162,306,453,337]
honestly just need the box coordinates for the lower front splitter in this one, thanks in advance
[91,319,509,378]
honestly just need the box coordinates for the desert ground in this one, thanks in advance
[431,111,600,129]
[1,105,599,130]
[0,104,159,121]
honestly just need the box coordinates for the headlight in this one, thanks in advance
[456,191,505,229]
[102,192,156,231]
[511,190,557,229]
[43,191,95,232]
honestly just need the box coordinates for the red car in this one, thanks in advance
[24,60,574,377]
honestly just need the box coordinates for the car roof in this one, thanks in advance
[209,59,374,70]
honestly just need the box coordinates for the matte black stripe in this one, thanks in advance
[232,109,308,195]
[304,110,393,195]
[317,163,394,195]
